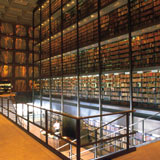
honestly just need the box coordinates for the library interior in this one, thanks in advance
[0,0,160,160]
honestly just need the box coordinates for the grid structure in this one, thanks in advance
[33,0,160,115]
[0,22,33,92]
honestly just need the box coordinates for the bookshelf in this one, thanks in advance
[131,0,160,31]
[79,47,99,74]
[51,56,62,77]
[133,70,160,108]
[101,73,130,106]
[78,0,98,21]
[79,19,98,48]
[33,0,160,111]
[132,29,160,68]
[100,4,128,40]
[63,76,77,98]
[101,38,129,71]
[79,75,99,100]
[63,3,76,29]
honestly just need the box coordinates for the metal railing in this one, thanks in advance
[0,96,135,160]
[130,112,160,146]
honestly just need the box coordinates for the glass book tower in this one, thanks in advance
[33,0,160,117]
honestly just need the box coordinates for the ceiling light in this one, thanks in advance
[91,15,94,18]
[137,71,143,74]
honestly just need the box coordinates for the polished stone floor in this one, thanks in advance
[0,114,61,160]
[114,140,160,160]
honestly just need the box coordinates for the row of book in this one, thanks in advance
[131,0,160,31]
[37,26,160,74]
[34,71,160,107]
[41,0,115,26]
[37,0,160,49]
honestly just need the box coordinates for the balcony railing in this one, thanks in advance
[0,96,136,160]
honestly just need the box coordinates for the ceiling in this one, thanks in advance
[0,0,38,25]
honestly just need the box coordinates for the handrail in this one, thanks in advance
[71,131,136,159]
[95,114,126,131]
[78,110,135,120]
[26,103,135,120]
[79,114,126,141]
[0,97,136,160]
[106,111,160,139]
[129,112,160,128]
[57,112,134,150]
[143,127,160,136]
[57,114,125,151]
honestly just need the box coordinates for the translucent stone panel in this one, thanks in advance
[15,66,26,78]
[28,27,33,38]
[0,51,12,64]
[15,52,26,64]
[0,65,12,77]
[15,38,26,50]
[15,80,26,92]
[1,36,13,49]
[1,23,13,35]
[16,25,26,37]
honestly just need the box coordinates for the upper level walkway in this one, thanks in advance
[0,114,61,160]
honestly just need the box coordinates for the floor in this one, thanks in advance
[114,141,160,160]
[0,114,61,160]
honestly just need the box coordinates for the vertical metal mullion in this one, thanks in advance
[61,0,64,113]
[76,119,81,160]
[126,112,130,150]
[27,104,29,131]
[45,110,48,144]
[32,10,35,106]
[1,98,3,113]
[7,98,9,117]
[49,0,52,111]
[76,0,80,117]
[97,0,103,140]
[128,0,133,125]
[16,102,18,123]
[26,26,29,93]
[12,25,16,92]
[40,6,42,126]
